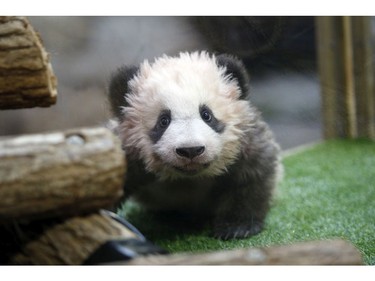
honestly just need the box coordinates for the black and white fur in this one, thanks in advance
[108,51,282,240]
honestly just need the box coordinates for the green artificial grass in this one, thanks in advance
[117,139,375,264]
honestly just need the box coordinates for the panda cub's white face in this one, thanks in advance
[118,52,254,180]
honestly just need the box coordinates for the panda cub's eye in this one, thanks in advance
[149,109,171,143]
[199,104,225,133]
[200,107,212,122]
[159,114,171,128]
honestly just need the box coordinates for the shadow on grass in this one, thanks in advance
[117,200,211,242]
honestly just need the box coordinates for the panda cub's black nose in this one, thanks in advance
[176,146,205,159]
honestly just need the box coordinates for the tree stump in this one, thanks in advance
[0,127,125,223]
[0,16,57,109]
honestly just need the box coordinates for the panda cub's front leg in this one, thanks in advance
[212,176,273,240]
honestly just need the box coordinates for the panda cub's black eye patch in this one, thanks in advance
[149,109,171,143]
[199,105,225,134]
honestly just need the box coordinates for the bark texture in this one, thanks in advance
[0,127,125,223]
[11,212,137,265]
[0,16,57,109]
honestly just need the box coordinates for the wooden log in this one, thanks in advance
[11,211,138,265]
[124,239,363,265]
[0,127,125,223]
[0,16,57,109]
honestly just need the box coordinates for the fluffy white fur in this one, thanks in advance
[117,51,256,180]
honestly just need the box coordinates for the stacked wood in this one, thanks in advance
[0,16,57,109]
[315,16,375,140]
[0,17,130,265]
[0,127,126,223]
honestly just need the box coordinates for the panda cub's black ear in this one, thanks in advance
[108,65,139,121]
[216,54,250,99]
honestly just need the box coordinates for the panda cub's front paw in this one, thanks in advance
[212,221,263,240]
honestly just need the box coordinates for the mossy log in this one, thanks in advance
[0,16,57,109]
[0,127,125,223]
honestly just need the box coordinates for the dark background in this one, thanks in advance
[0,16,324,149]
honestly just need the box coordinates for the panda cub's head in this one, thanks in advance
[109,51,256,180]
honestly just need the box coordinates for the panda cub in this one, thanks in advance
[108,51,282,240]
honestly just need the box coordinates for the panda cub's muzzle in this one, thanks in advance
[151,105,224,177]
[173,145,211,175]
